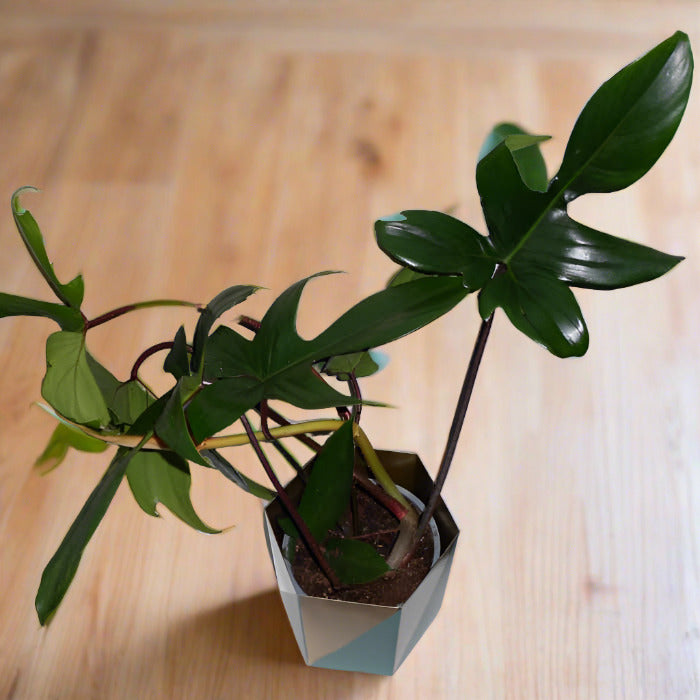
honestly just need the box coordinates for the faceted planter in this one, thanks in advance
[263,450,460,675]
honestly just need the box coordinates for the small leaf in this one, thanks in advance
[0,292,84,331]
[190,284,259,372]
[35,423,108,474]
[11,187,84,309]
[200,449,275,500]
[41,332,111,428]
[555,31,693,197]
[319,350,388,380]
[325,538,390,585]
[375,211,495,289]
[163,326,190,380]
[478,123,550,192]
[126,450,220,533]
[36,439,148,625]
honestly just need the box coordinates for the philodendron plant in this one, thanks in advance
[0,32,692,625]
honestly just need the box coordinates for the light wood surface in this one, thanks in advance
[1,2,698,697]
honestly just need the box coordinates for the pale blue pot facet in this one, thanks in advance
[263,450,460,675]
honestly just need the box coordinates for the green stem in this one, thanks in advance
[86,299,203,330]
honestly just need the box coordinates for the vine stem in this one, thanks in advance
[405,310,495,564]
[240,414,342,589]
[129,341,193,381]
[86,299,203,330]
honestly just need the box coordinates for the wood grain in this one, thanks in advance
[0,2,698,697]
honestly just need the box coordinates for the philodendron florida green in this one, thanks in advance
[0,32,692,626]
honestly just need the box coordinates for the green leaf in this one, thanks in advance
[318,349,388,380]
[478,123,550,192]
[35,438,149,625]
[125,450,220,533]
[0,292,84,331]
[189,274,468,441]
[479,270,589,357]
[154,378,209,467]
[290,421,355,542]
[11,187,84,309]
[325,538,391,585]
[191,285,259,372]
[200,449,276,500]
[35,423,108,474]
[41,332,111,428]
[163,326,190,380]
[555,31,693,197]
[387,267,430,287]
[375,211,495,290]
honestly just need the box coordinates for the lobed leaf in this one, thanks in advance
[35,423,108,474]
[0,292,84,331]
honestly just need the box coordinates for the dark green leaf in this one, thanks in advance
[319,350,387,380]
[200,449,276,500]
[35,423,108,474]
[478,123,550,192]
[479,270,588,357]
[164,326,190,380]
[11,187,84,308]
[325,538,391,585]
[387,267,430,287]
[375,211,495,289]
[291,421,355,542]
[555,32,693,197]
[35,439,149,625]
[41,332,111,428]
[126,450,220,533]
[191,285,258,372]
[0,292,84,331]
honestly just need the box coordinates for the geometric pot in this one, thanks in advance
[263,449,460,675]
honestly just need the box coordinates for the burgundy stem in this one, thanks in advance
[353,471,408,520]
[240,414,341,589]
[129,342,186,381]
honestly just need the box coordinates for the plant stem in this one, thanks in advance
[406,311,495,563]
[201,419,345,450]
[86,299,202,330]
[258,401,306,481]
[129,341,193,381]
[240,414,341,589]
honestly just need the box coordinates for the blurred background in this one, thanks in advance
[1,2,698,697]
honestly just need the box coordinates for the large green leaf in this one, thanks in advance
[325,538,390,585]
[35,423,109,474]
[35,439,149,625]
[11,187,84,309]
[190,284,259,372]
[41,332,111,427]
[375,34,691,358]
[478,122,550,192]
[125,450,219,533]
[0,292,84,331]
[187,274,468,441]
[555,31,693,197]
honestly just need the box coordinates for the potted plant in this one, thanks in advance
[0,32,692,675]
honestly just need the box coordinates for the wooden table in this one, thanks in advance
[1,3,698,697]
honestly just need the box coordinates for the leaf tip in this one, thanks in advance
[11,186,40,215]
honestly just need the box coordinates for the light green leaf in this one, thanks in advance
[126,450,220,533]
[35,423,108,474]
[11,187,84,309]
[41,331,111,428]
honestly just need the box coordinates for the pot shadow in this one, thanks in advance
[134,590,386,698]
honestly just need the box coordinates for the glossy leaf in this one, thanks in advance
[478,122,550,192]
[189,274,468,440]
[36,440,148,625]
[0,292,84,331]
[375,211,495,290]
[35,423,108,474]
[41,332,111,428]
[11,187,84,308]
[555,31,693,197]
[125,450,220,533]
[325,538,390,585]
[387,267,430,287]
[190,284,258,372]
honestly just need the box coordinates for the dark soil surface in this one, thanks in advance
[285,488,435,607]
